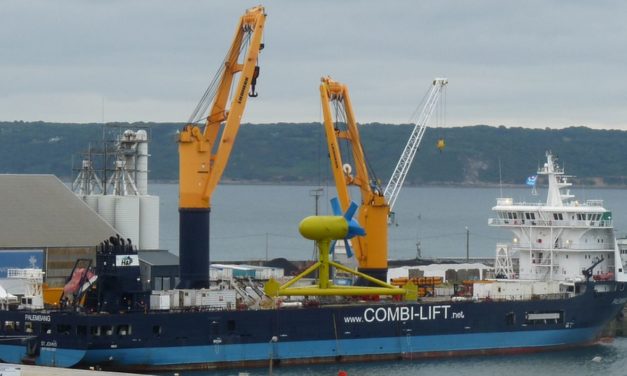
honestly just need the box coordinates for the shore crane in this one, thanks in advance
[177,6,266,288]
[320,77,447,282]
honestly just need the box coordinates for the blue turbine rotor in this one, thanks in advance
[329,197,365,258]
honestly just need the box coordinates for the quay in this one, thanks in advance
[0,364,149,376]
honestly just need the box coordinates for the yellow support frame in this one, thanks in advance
[265,238,406,297]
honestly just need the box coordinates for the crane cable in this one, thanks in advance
[187,31,253,125]
[436,84,447,150]
[407,86,431,126]
[333,100,353,176]
[334,100,381,193]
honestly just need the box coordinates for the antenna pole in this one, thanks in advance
[466,226,470,262]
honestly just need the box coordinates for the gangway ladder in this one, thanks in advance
[384,78,448,212]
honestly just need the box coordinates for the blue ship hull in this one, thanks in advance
[0,281,625,370]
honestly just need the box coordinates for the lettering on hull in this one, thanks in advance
[343,305,465,323]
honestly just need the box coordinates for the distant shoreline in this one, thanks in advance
[142,179,627,189]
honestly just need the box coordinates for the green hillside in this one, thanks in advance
[1,121,626,186]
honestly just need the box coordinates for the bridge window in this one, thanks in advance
[77,326,87,336]
[91,326,101,336]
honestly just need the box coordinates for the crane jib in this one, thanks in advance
[237,77,249,104]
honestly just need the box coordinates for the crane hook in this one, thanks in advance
[437,138,446,153]
[249,66,260,97]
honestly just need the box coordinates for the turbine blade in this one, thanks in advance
[344,201,358,220]
[344,240,353,258]
[347,219,366,237]
[330,198,342,216]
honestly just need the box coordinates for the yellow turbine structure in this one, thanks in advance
[264,200,411,298]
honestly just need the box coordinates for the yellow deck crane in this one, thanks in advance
[319,76,389,282]
[320,77,447,283]
[177,6,266,288]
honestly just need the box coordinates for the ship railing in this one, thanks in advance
[494,199,605,208]
[530,258,558,266]
[511,243,615,252]
[495,198,544,207]
[585,200,604,207]
[480,292,570,302]
[488,218,612,228]
[6,269,44,282]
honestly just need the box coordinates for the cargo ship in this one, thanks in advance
[0,152,626,371]
[1,6,626,371]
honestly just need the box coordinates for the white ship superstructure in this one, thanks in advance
[489,152,627,282]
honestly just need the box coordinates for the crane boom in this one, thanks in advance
[384,78,447,210]
[177,6,266,289]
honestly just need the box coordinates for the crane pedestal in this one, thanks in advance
[178,208,210,289]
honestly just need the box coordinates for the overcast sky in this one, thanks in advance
[2,0,626,129]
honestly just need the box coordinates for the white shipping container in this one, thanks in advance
[206,289,236,309]
[502,282,533,298]
[150,294,170,310]
[434,287,454,296]
[474,281,535,300]
[531,281,561,295]
[472,283,493,299]
[195,290,211,306]
[254,267,284,280]
[182,290,194,306]
[253,268,269,280]
[210,267,234,281]
[169,290,183,308]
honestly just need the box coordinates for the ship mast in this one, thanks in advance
[539,152,573,207]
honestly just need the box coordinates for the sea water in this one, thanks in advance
[151,184,627,262]
[162,337,627,376]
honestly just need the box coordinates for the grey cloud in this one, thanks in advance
[1,0,626,128]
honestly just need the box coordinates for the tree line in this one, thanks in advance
[1,121,626,186]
